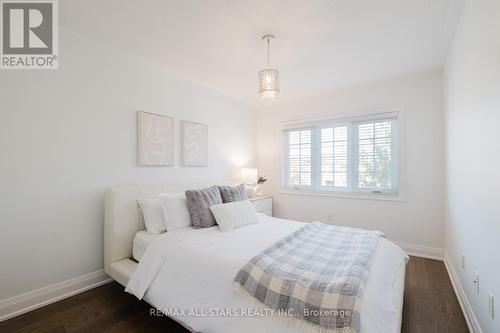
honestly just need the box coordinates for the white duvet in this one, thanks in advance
[126,215,409,333]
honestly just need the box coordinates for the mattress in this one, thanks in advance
[132,230,158,261]
[127,216,409,333]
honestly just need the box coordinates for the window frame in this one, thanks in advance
[283,126,314,190]
[281,109,403,201]
[317,122,350,191]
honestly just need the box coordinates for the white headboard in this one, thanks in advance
[104,183,224,286]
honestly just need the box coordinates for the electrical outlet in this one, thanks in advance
[488,292,495,319]
[461,255,466,270]
[327,214,333,222]
[473,271,480,294]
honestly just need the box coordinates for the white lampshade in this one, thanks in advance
[258,68,280,99]
[241,168,258,184]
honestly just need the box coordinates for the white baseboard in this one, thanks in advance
[444,253,483,333]
[394,241,444,260]
[0,270,112,322]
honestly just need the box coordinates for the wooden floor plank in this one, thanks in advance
[401,257,469,333]
[0,256,469,333]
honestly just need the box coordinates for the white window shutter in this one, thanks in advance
[283,113,398,194]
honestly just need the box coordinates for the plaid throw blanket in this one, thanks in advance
[233,222,383,333]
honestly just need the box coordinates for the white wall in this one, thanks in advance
[257,72,445,251]
[444,0,500,331]
[0,28,257,300]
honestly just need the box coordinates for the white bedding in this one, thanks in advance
[132,230,158,262]
[126,216,409,333]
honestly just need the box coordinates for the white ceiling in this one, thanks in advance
[62,0,464,107]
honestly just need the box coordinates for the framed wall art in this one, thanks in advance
[181,120,208,166]
[138,111,174,166]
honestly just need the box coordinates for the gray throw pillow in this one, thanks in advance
[219,184,247,203]
[185,186,223,229]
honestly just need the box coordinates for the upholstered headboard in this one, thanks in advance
[104,183,224,286]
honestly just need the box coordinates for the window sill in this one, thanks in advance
[280,188,404,202]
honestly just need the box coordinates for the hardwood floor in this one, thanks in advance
[402,257,469,333]
[0,257,468,333]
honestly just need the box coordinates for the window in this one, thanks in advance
[287,128,312,186]
[320,126,348,188]
[357,120,393,190]
[283,112,399,195]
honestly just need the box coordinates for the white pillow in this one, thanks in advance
[159,193,192,230]
[210,200,258,232]
[137,198,167,234]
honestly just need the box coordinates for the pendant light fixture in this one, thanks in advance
[258,34,280,99]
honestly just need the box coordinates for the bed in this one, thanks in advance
[105,184,409,333]
[132,230,157,262]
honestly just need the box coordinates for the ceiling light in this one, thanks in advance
[258,34,279,99]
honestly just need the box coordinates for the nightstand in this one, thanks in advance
[249,195,273,216]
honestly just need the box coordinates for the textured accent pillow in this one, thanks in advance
[210,200,258,232]
[158,193,192,231]
[137,198,167,234]
[185,186,223,229]
[218,184,247,203]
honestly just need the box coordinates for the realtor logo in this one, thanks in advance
[1,0,58,69]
